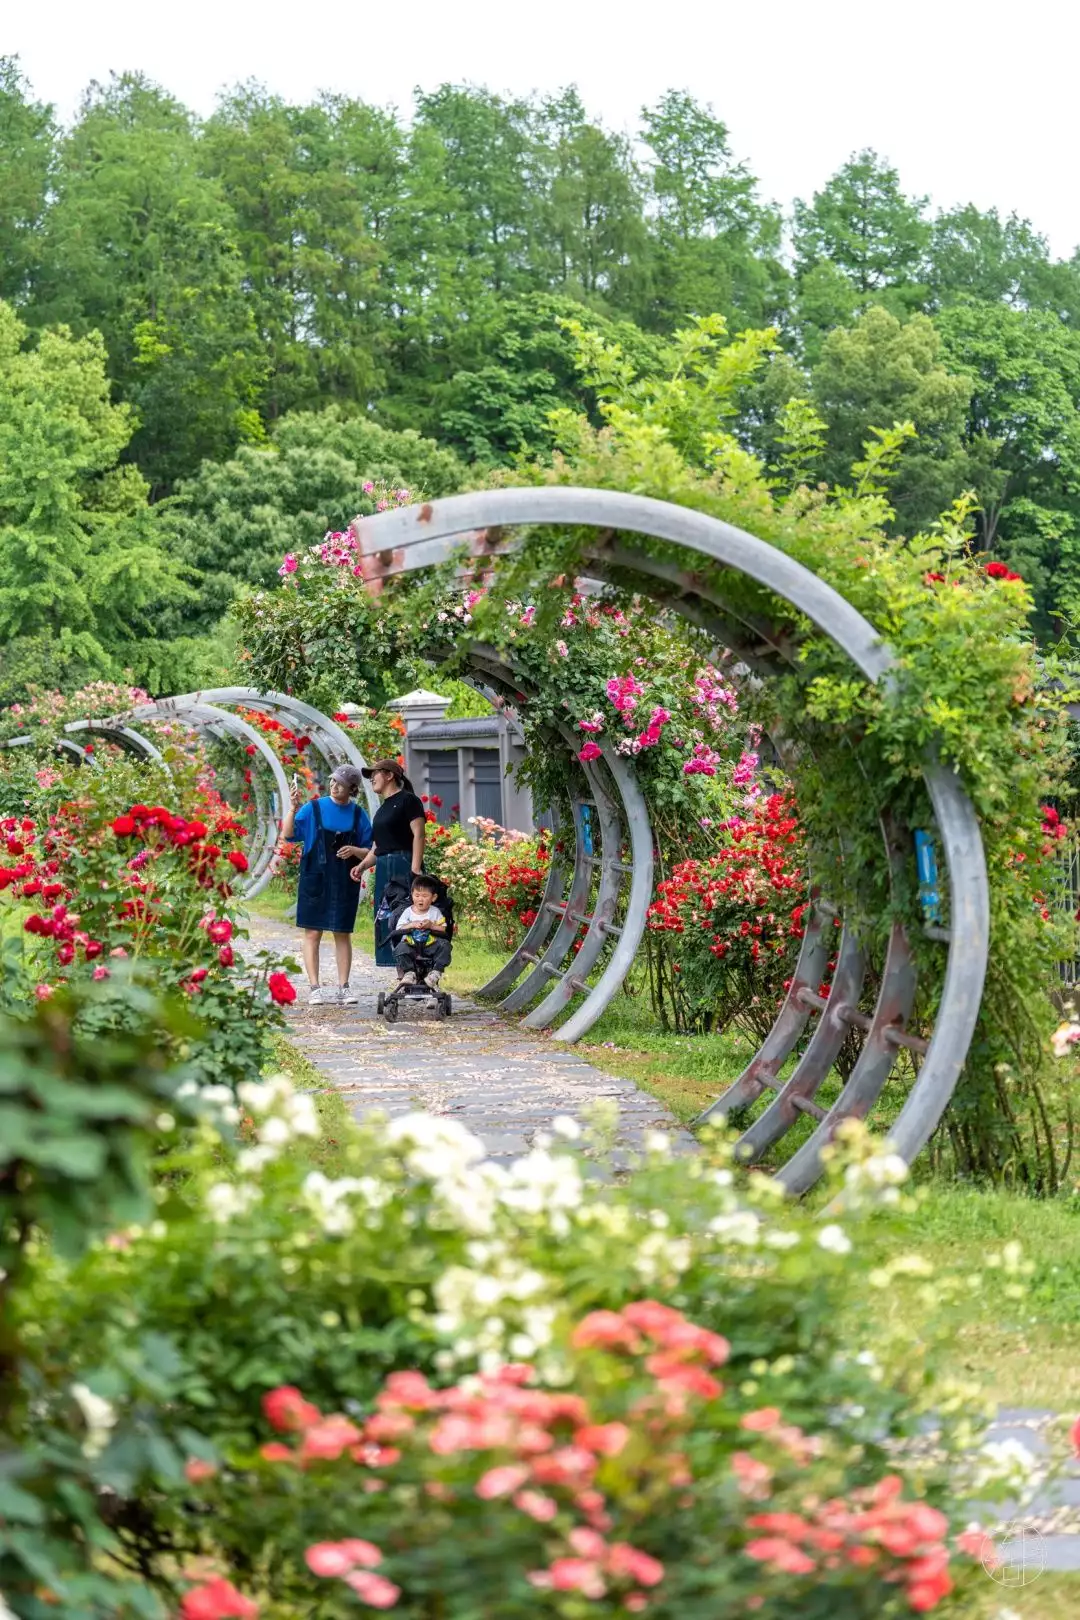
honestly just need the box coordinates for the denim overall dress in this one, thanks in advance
[295,800,365,933]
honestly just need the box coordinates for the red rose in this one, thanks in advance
[227,851,249,873]
[180,1577,258,1620]
[267,971,296,1005]
[111,815,137,837]
[263,1383,319,1431]
[245,745,257,756]
[218,944,235,967]
[207,918,233,944]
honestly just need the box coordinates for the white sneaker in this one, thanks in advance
[308,985,327,1004]
[427,970,442,988]
[340,984,358,1004]
[398,971,416,985]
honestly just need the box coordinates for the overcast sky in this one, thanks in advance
[9,0,1079,258]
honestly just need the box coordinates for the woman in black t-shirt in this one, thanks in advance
[350,758,427,967]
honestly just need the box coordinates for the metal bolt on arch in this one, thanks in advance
[7,488,990,1191]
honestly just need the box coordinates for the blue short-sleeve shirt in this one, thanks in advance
[288,797,372,856]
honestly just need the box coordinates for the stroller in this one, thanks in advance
[375,871,455,1023]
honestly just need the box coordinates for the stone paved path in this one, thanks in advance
[247,914,695,1163]
[247,914,1080,1574]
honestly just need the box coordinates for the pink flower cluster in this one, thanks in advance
[733,750,759,788]
[683,742,724,777]
[744,1470,959,1612]
[691,667,739,728]
[606,674,644,718]
[243,1302,737,1610]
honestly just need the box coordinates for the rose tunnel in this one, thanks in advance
[15,489,990,1193]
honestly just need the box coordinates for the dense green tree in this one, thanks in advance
[936,301,1080,620]
[0,58,55,306]
[534,88,646,302]
[429,291,667,463]
[927,204,1055,309]
[34,74,266,490]
[636,91,787,332]
[810,307,1002,534]
[171,407,465,630]
[202,86,392,421]
[0,300,191,701]
[793,150,930,358]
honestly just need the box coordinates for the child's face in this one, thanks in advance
[411,887,436,913]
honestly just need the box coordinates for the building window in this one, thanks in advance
[473,752,503,827]
[419,752,460,826]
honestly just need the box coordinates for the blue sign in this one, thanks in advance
[914,830,941,923]
[581,805,594,856]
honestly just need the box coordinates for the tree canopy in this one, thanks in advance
[6,57,1080,670]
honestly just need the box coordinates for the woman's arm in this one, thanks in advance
[410,816,426,875]
[350,849,377,880]
[282,784,305,841]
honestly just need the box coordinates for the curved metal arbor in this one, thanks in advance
[4,688,378,902]
[347,487,991,1186]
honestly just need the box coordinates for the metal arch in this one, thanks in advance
[521,724,624,1031]
[457,676,568,1002]
[501,791,592,1015]
[348,487,991,1184]
[462,647,624,1024]
[64,719,168,767]
[179,688,379,821]
[5,734,96,768]
[555,732,653,1046]
[123,698,291,900]
[462,646,653,1043]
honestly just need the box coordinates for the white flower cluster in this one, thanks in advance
[204,1075,319,1222]
[434,1247,558,1373]
[235,1075,319,1173]
[842,1149,909,1208]
[175,1078,241,1127]
[303,1171,391,1235]
[71,1381,117,1458]
[970,1436,1039,1495]
[384,1113,586,1238]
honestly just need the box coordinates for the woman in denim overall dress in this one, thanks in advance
[282,764,372,1004]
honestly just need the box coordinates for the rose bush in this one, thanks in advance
[20,1089,1034,1617]
[0,770,289,1088]
[646,793,809,1038]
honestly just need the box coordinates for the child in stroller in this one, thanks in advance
[376,871,455,1022]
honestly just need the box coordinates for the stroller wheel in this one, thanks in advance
[376,991,385,1016]
[441,994,452,1017]
[384,995,399,1024]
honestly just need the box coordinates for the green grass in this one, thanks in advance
[853,1183,1080,1409]
[246,878,299,926]
[265,1029,353,1174]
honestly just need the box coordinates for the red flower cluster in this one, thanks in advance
[180,1576,258,1619]
[647,794,804,970]
[268,971,296,1005]
[745,1473,957,1611]
[8,801,254,996]
[483,837,551,930]
[985,559,1023,583]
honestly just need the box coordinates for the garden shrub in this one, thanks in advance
[0,748,290,1090]
[20,1088,1027,1615]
